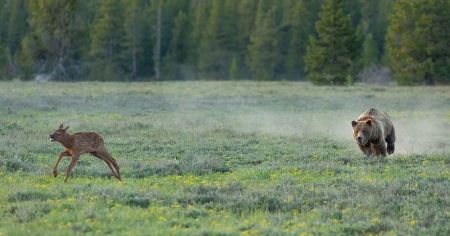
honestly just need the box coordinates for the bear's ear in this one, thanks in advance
[351,121,357,127]
[366,120,372,126]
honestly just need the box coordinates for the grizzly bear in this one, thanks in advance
[351,108,396,156]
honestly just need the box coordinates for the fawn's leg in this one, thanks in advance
[64,155,80,183]
[105,154,121,181]
[53,151,70,177]
[97,145,122,181]
[91,152,121,181]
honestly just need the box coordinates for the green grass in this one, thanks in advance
[0,81,449,235]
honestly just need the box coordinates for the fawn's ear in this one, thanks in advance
[64,126,69,131]
[59,123,64,129]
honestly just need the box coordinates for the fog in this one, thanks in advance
[394,116,449,154]
[228,110,449,155]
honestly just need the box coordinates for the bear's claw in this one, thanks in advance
[387,145,395,154]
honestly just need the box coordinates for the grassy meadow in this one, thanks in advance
[0,81,449,235]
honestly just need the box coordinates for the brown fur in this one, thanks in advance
[351,108,396,156]
[49,124,121,182]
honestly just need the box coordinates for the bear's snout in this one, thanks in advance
[357,137,363,144]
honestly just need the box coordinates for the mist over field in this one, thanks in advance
[232,110,450,154]
[158,83,450,155]
[394,116,448,154]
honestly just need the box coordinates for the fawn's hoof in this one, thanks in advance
[52,170,57,177]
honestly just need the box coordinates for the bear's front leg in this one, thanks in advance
[358,144,372,156]
[385,127,396,155]
[386,143,395,155]
[371,142,387,157]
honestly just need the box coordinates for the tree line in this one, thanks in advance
[0,0,449,85]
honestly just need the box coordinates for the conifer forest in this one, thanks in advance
[0,0,449,85]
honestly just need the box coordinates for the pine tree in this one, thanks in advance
[0,0,6,38]
[123,0,146,79]
[156,0,190,78]
[0,43,7,79]
[386,0,450,85]
[21,0,83,80]
[228,55,239,80]
[361,33,379,68]
[188,0,209,72]
[6,0,27,53]
[197,0,230,78]
[342,0,362,26]
[163,10,189,79]
[0,2,8,79]
[237,0,258,78]
[2,0,28,77]
[285,0,312,79]
[360,0,392,64]
[248,2,279,80]
[89,0,125,81]
[304,0,359,85]
[153,0,162,80]
[273,1,290,79]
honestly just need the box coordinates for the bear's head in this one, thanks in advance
[351,119,373,145]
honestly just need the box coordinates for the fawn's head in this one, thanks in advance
[49,124,70,142]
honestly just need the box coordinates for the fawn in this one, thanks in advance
[49,124,122,182]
